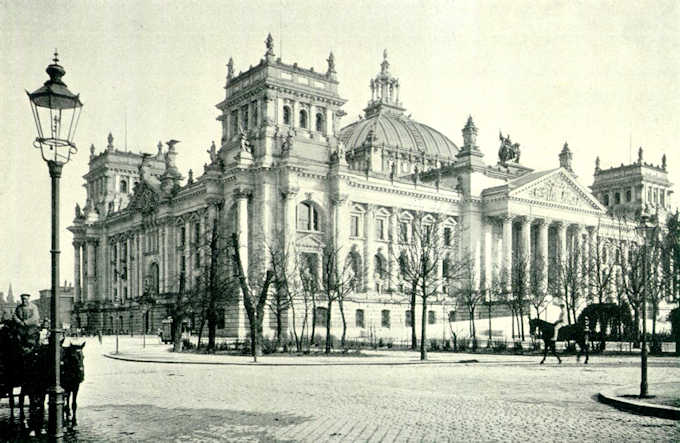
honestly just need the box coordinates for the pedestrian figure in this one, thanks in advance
[98,329,102,344]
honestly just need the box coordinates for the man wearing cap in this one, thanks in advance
[14,293,41,328]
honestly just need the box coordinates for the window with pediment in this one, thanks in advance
[297,202,320,232]
[315,112,324,132]
[283,105,291,125]
[355,309,365,328]
[381,310,391,328]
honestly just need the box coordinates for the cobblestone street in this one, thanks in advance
[1,336,678,441]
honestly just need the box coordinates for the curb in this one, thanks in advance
[598,390,680,420]
[103,353,495,367]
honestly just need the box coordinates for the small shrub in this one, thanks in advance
[492,340,507,352]
[650,337,663,355]
[182,338,195,350]
[378,337,385,348]
[428,339,441,352]
[457,338,470,352]
[513,341,523,354]
[443,340,451,351]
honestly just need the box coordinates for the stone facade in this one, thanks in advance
[37,282,74,330]
[69,36,677,341]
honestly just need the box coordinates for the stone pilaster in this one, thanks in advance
[537,219,549,293]
[365,205,375,293]
[73,241,82,303]
[235,188,251,278]
[502,216,513,289]
[481,218,493,292]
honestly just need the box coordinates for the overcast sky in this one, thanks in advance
[1,0,679,298]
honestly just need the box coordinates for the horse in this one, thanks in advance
[529,318,590,364]
[0,320,41,423]
[61,342,85,426]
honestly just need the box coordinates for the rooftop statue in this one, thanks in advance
[498,131,521,165]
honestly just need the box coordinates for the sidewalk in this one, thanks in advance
[599,383,680,420]
[100,338,679,367]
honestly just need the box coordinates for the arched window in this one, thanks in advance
[299,109,308,129]
[283,106,291,125]
[348,250,362,290]
[374,254,386,280]
[626,190,632,202]
[315,113,324,132]
[355,309,365,328]
[615,192,621,205]
[296,202,320,231]
[120,180,128,193]
[603,194,610,206]
[399,251,408,276]
[150,262,160,294]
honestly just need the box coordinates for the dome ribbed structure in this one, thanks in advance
[338,49,458,159]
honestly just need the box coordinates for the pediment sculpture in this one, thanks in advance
[514,173,597,210]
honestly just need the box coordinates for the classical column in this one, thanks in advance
[481,218,493,292]
[556,222,567,266]
[81,243,89,301]
[502,216,513,289]
[184,219,192,288]
[73,242,81,303]
[235,189,251,277]
[126,235,131,300]
[537,219,549,293]
[365,205,375,293]
[137,230,144,296]
[519,216,532,279]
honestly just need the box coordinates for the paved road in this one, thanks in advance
[1,336,678,442]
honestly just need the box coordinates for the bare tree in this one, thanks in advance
[231,233,273,361]
[191,214,238,352]
[266,235,300,350]
[165,272,192,352]
[394,214,460,360]
[509,249,532,340]
[548,243,585,327]
[319,237,355,353]
[528,256,548,320]
[449,250,483,344]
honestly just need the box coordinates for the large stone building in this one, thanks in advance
[69,36,676,341]
[37,281,74,330]
[0,284,17,321]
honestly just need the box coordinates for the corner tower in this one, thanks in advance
[216,34,347,167]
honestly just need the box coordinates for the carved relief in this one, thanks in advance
[515,173,594,209]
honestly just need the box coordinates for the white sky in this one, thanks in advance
[1,0,679,297]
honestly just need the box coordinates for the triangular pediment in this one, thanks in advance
[127,181,161,215]
[509,169,606,212]
[296,233,324,250]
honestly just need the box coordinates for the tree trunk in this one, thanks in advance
[420,296,428,361]
[310,296,317,346]
[325,299,333,354]
[276,309,283,349]
[519,305,525,340]
[249,320,261,361]
[338,298,347,349]
[172,318,183,352]
[633,306,641,348]
[197,316,206,350]
[410,287,417,350]
[207,308,216,352]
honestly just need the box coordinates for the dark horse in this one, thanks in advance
[529,318,590,364]
[0,321,49,434]
[62,342,86,426]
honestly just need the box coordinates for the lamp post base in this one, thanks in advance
[48,385,65,442]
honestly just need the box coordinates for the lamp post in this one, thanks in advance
[27,52,83,442]
[637,214,652,398]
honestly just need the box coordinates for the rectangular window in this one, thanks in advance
[399,222,408,243]
[381,309,391,328]
[180,227,186,246]
[405,310,412,327]
[425,225,432,243]
[194,224,200,245]
[355,309,365,328]
[316,307,328,328]
[242,105,249,130]
[231,110,238,135]
[195,251,201,268]
[180,255,186,274]
[216,308,226,329]
[376,218,385,240]
[428,310,436,325]
[251,101,258,127]
[444,227,452,246]
[351,215,360,237]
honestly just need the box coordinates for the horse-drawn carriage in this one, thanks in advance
[0,320,85,434]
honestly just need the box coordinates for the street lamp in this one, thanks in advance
[27,51,83,442]
[636,214,653,398]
